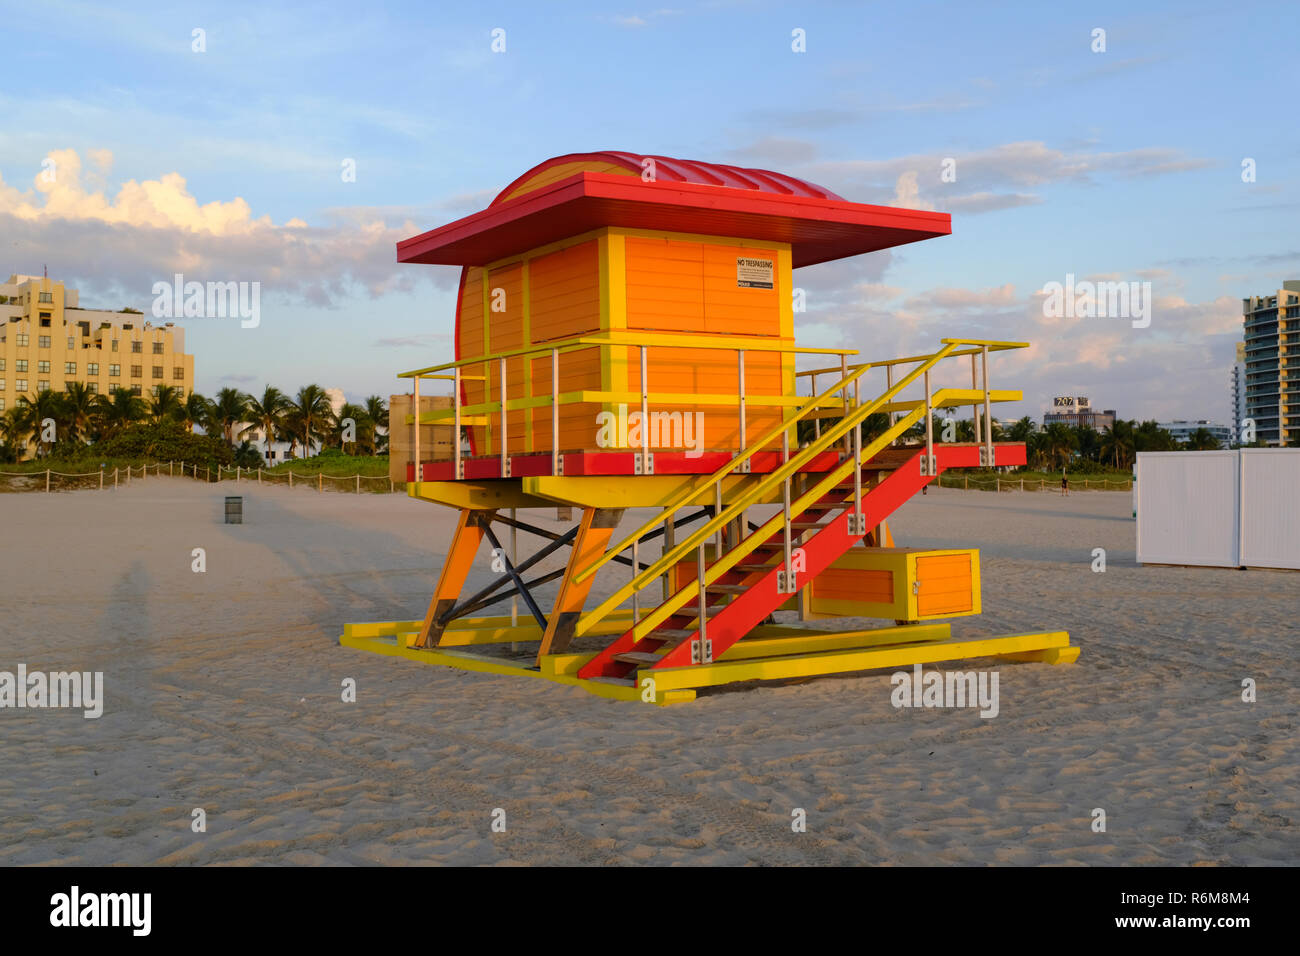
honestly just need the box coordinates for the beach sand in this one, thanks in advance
[1,480,1295,865]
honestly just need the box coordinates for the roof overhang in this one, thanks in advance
[397,172,950,269]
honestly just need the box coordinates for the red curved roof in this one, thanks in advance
[399,150,949,270]
[491,151,845,205]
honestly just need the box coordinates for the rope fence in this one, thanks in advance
[935,474,1132,492]
[0,460,398,494]
[0,461,1131,495]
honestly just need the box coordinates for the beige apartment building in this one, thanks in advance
[0,273,195,419]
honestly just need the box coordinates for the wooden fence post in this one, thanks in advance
[46,469,50,492]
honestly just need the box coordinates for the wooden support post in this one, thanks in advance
[414,509,497,648]
[537,507,623,659]
[510,508,519,644]
[46,469,50,493]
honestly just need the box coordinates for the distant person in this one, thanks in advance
[1060,474,1069,497]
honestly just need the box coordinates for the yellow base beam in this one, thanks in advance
[338,630,697,706]
[639,630,1078,692]
[340,618,1075,704]
[341,611,635,647]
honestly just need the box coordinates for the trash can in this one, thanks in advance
[225,496,243,524]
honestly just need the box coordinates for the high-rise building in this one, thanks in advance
[1158,420,1232,445]
[1230,341,1247,443]
[0,273,195,451]
[1241,280,1300,446]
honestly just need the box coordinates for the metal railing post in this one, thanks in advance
[782,430,794,591]
[550,348,559,475]
[662,511,675,602]
[982,344,994,467]
[840,354,850,452]
[499,355,508,478]
[639,345,650,476]
[714,482,723,554]
[811,372,820,440]
[923,368,934,477]
[453,365,462,480]
[886,364,895,428]
[971,353,981,446]
[696,543,708,663]
[412,374,420,491]
[737,349,746,465]
[631,534,640,626]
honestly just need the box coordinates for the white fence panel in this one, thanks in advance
[1136,451,1239,567]
[1239,449,1300,569]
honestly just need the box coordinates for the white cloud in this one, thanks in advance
[0,148,441,308]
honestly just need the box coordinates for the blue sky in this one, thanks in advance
[1,0,1296,423]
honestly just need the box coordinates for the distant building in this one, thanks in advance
[1,273,195,457]
[1043,396,1115,432]
[1241,280,1300,446]
[1230,341,1247,443]
[1159,420,1232,446]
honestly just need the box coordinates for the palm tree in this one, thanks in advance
[242,386,289,459]
[1135,420,1178,453]
[332,402,370,452]
[149,384,184,424]
[1100,419,1136,469]
[207,387,250,445]
[364,394,389,453]
[0,405,26,459]
[1185,427,1221,451]
[61,382,98,446]
[95,387,147,439]
[1042,422,1078,471]
[1075,424,1102,463]
[17,390,65,457]
[1009,416,1036,443]
[287,384,333,457]
[179,391,210,433]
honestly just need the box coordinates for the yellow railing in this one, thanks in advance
[401,329,861,480]
[571,338,1027,640]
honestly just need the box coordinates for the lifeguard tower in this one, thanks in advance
[341,151,1078,704]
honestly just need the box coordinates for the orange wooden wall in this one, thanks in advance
[454,229,792,458]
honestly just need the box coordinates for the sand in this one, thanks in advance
[0,480,1296,866]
